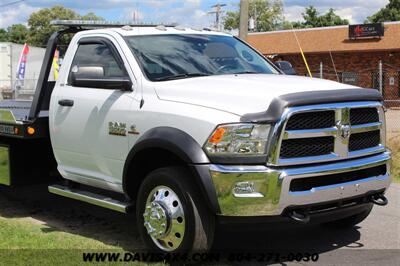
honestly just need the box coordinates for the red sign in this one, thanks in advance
[349,23,384,39]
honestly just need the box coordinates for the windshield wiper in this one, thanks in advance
[154,73,210,81]
[232,71,262,74]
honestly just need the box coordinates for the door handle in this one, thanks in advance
[58,99,74,107]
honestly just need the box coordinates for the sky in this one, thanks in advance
[0,0,391,29]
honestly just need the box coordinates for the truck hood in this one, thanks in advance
[154,74,358,116]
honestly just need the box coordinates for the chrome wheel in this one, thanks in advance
[143,185,185,252]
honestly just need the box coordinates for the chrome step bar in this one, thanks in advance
[48,184,131,213]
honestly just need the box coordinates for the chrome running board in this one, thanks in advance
[48,184,131,213]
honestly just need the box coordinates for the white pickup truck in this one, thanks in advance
[0,21,391,253]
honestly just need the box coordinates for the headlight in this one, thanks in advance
[204,123,271,156]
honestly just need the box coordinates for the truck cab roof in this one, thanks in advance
[78,26,232,37]
[51,19,231,37]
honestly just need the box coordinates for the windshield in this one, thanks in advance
[125,34,279,81]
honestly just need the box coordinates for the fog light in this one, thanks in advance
[233,181,264,198]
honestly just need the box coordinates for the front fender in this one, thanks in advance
[122,127,220,213]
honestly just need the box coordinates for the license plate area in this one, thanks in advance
[0,124,16,135]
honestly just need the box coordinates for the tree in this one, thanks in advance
[27,5,103,47]
[224,11,240,31]
[7,24,29,44]
[0,29,8,42]
[366,0,400,23]
[292,6,349,29]
[28,6,80,47]
[223,0,284,32]
[81,12,104,21]
[301,6,319,28]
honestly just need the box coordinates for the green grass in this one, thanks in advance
[0,218,127,265]
[0,218,120,249]
[388,135,400,183]
[0,147,10,185]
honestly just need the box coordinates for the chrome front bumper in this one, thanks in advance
[210,151,391,216]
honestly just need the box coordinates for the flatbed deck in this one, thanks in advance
[0,100,32,122]
[0,100,48,139]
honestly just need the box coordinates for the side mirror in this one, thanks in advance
[71,66,132,91]
[274,61,297,75]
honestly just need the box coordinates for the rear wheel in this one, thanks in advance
[136,167,215,253]
[323,204,373,228]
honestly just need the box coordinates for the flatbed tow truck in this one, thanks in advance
[0,20,391,253]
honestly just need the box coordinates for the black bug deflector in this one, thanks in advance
[240,88,383,123]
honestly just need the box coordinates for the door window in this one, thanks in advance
[68,42,126,85]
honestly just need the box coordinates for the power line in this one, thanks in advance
[0,0,26,8]
[208,3,227,30]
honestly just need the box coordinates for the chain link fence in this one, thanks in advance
[0,79,38,100]
[317,62,400,108]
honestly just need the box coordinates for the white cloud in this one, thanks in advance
[138,0,211,27]
[335,8,357,23]
[0,4,40,28]
[144,7,212,27]
[283,5,304,22]
[283,0,390,23]
[143,0,177,8]
[121,9,145,21]
[0,0,393,29]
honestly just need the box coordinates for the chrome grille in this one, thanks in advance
[349,130,381,151]
[268,102,385,166]
[350,108,379,125]
[280,137,334,158]
[285,111,335,130]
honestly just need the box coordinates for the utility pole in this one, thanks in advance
[379,60,383,94]
[132,11,137,23]
[208,3,226,30]
[239,0,249,40]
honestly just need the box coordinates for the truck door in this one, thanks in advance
[50,37,134,191]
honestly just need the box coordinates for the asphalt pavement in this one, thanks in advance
[0,183,399,265]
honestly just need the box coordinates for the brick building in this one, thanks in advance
[247,21,400,107]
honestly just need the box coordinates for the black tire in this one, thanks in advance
[136,166,215,253]
[323,204,373,229]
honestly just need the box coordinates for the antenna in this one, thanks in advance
[317,14,340,82]
[208,3,227,30]
[281,0,312,77]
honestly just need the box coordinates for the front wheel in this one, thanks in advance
[136,167,215,253]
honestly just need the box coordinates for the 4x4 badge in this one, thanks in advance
[128,125,140,135]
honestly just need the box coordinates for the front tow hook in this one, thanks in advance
[369,194,388,206]
[287,210,310,224]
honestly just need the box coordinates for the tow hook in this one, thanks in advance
[369,194,388,206]
[287,210,310,224]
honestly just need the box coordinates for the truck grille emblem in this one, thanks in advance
[338,122,351,139]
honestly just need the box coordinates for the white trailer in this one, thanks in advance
[0,42,46,98]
